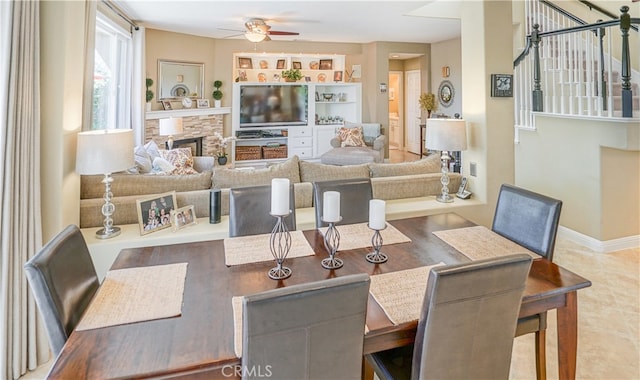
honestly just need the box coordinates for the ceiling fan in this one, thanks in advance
[222,18,299,42]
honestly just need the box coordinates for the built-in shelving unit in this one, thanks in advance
[231,81,361,167]
[233,52,346,83]
[230,52,361,167]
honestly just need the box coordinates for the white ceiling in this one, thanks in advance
[115,0,462,46]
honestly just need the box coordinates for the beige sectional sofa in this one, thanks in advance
[79,154,461,228]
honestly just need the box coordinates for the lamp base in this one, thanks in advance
[436,193,455,203]
[95,226,121,239]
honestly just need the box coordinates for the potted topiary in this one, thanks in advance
[212,80,223,107]
[419,92,436,120]
[145,78,154,111]
[281,69,303,82]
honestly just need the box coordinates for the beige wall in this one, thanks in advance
[430,37,462,118]
[457,0,516,228]
[516,115,640,240]
[40,1,87,242]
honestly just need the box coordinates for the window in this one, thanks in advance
[92,13,132,130]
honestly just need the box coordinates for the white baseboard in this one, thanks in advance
[558,226,640,253]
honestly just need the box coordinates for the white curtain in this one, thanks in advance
[82,1,96,131]
[0,1,47,379]
[132,26,146,145]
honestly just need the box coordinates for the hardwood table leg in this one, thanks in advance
[556,291,578,380]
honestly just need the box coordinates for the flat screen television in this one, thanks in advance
[239,84,308,128]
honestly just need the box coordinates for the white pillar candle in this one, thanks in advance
[323,191,341,222]
[369,199,386,230]
[271,178,290,215]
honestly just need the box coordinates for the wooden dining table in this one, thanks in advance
[48,213,591,380]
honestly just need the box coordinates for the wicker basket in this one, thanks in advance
[262,145,288,159]
[235,146,262,161]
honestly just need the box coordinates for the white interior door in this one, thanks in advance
[405,70,421,154]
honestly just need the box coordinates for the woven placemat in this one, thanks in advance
[76,263,188,331]
[224,230,315,266]
[232,295,369,358]
[318,222,411,252]
[369,263,444,325]
[432,226,539,261]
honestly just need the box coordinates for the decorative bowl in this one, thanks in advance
[322,93,334,101]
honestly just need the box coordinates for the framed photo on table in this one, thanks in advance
[333,71,343,82]
[196,99,209,108]
[276,59,286,69]
[136,191,177,235]
[171,205,197,231]
[161,100,172,110]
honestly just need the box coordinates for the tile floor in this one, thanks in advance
[19,150,640,380]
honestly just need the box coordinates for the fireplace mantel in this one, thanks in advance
[145,107,231,120]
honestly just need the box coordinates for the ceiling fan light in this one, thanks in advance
[245,32,266,42]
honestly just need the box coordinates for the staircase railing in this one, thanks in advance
[514,2,638,129]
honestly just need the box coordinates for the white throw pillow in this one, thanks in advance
[134,144,152,173]
[144,140,162,161]
[152,157,176,175]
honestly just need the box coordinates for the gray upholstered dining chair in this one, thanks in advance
[242,273,370,380]
[312,178,373,228]
[365,254,532,380]
[23,224,100,356]
[229,183,296,237]
[493,183,563,380]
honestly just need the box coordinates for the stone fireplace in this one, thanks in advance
[144,108,231,156]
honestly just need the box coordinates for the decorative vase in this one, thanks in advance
[146,102,151,112]
[284,78,296,82]
[214,100,221,108]
[217,156,227,166]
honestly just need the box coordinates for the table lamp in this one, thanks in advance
[76,129,134,239]
[426,119,467,203]
[159,117,184,150]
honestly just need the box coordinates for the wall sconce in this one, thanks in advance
[442,66,450,78]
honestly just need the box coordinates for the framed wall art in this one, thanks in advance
[238,57,253,69]
[491,74,513,97]
[319,59,333,70]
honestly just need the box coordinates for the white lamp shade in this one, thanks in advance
[425,119,468,151]
[245,32,267,42]
[159,117,184,136]
[76,129,134,174]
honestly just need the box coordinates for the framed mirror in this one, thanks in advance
[438,80,454,108]
[158,60,204,100]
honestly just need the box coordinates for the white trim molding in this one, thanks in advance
[558,226,640,253]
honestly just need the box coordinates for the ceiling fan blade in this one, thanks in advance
[268,30,299,36]
[223,33,244,39]
[218,27,244,33]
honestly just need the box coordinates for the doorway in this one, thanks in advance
[405,70,421,155]
[388,71,403,150]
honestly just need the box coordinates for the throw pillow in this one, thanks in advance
[161,148,198,175]
[134,144,152,174]
[152,157,176,175]
[144,140,162,161]
[337,127,366,147]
